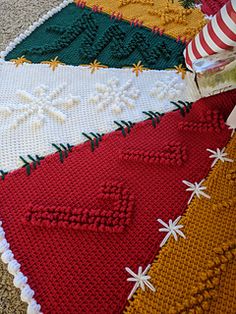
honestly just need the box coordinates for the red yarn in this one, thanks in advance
[0,90,235,313]
[201,0,229,16]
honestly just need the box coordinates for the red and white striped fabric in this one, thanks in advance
[184,0,236,70]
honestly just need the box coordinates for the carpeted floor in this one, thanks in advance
[0,0,62,51]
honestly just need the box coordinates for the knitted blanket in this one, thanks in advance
[0,1,235,313]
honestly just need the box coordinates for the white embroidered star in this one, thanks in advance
[89,77,139,114]
[205,14,213,20]
[228,125,235,137]
[207,147,233,168]
[157,216,186,247]
[0,85,80,129]
[125,264,156,300]
[182,179,210,204]
[150,77,184,100]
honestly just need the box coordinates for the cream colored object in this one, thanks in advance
[0,61,200,173]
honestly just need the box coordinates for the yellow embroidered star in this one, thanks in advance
[89,60,108,74]
[132,61,146,77]
[175,64,187,80]
[41,56,65,71]
[10,56,32,67]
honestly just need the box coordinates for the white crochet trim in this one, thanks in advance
[0,0,73,59]
[0,221,41,314]
[0,61,200,172]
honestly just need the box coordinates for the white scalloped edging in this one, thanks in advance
[0,221,42,314]
[0,0,73,59]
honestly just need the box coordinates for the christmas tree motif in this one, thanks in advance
[24,12,173,66]
[23,12,96,55]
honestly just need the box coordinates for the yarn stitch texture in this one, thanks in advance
[200,0,229,16]
[0,61,200,173]
[82,0,206,40]
[4,4,186,70]
[124,133,236,314]
[0,89,235,313]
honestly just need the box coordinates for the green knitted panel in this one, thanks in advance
[6,3,185,69]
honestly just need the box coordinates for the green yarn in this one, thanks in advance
[6,4,185,69]
[178,0,195,9]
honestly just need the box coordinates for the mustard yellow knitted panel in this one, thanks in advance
[209,258,236,314]
[81,0,206,40]
[124,134,236,314]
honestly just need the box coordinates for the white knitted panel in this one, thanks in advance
[0,61,200,172]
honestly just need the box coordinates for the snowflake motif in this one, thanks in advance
[89,77,139,114]
[0,85,80,129]
[157,216,186,247]
[182,179,211,204]
[207,147,233,168]
[150,77,184,100]
[125,264,156,300]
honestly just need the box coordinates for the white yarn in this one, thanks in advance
[0,220,41,313]
[0,62,200,173]
[1,249,14,263]
[90,78,139,113]
[21,284,35,302]
[0,0,73,59]
[14,272,28,289]
[27,300,42,314]
[0,239,10,252]
[0,228,5,240]
[150,77,184,100]
[8,259,21,275]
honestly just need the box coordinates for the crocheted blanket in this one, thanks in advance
[0,1,235,313]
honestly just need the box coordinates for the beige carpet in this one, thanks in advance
[0,0,62,51]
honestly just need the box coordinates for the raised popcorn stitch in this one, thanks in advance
[150,76,184,100]
[0,85,80,129]
[178,110,226,133]
[120,142,187,166]
[89,78,139,114]
[24,182,135,233]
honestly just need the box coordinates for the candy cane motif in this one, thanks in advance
[184,0,236,69]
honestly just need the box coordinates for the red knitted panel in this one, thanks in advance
[0,90,235,313]
[201,0,229,16]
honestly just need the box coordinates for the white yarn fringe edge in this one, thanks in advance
[0,0,73,59]
[0,221,42,314]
